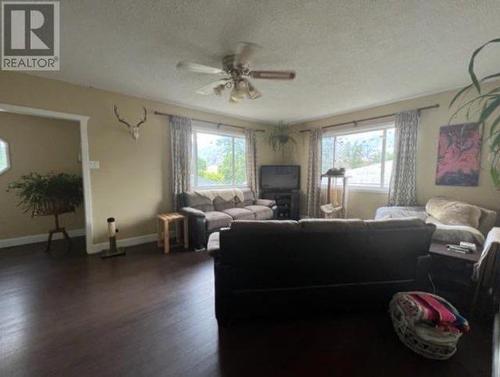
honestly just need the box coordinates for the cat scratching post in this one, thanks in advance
[100,217,126,259]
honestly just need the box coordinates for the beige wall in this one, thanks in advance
[295,84,500,219]
[0,113,84,238]
[3,70,495,245]
[0,72,277,245]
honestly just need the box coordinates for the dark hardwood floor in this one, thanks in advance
[0,238,492,377]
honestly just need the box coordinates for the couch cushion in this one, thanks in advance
[213,196,236,211]
[230,220,299,233]
[426,197,482,229]
[478,207,498,236]
[255,199,275,207]
[235,189,255,207]
[426,216,485,245]
[223,208,256,220]
[242,189,255,206]
[299,218,365,232]
[365,218,426,230]
[205,211,233,231]
[375,206,427,221]
[245,205,274,220]
[182,192,214,212]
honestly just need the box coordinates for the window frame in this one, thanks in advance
[191,122,247,189]
[0,138,10,175]
[322,119,395,193]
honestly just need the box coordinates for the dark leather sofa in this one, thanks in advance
[214,218,436,325]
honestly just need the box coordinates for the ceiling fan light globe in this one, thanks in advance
[229,95,241,103]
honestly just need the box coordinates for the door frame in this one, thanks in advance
[0,103,94,254]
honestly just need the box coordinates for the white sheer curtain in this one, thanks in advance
[170,115,192,210]
[306,128,322,217]
[245,129,258,194]
[388,110,420,206]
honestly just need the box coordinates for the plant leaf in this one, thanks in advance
[468,38,500,93]
[449,73,500,109]
[448,93,499,123]
[489,114,500,138]
[478,96,500,126]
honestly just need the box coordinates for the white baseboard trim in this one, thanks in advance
[90,233,158,254]
[0,228,86,249]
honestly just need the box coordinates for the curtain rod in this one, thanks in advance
[153,110,266,132]
[299,104,440,133]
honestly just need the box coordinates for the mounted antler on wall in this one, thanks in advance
[113,105,147,140]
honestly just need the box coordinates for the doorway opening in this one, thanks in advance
[0,104,93,254]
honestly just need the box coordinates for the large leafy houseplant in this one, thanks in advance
[8,172,83,218]
[268,123,297,153]
[450,38,500,188]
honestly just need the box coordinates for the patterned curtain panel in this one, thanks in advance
[306,128,322,217]
[388,110,420,206]
[169,115,192,210]
[245,129,258,194]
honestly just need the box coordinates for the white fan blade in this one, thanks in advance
[250,70,296,80]
[177,61,224,75]
[234,42,262,67]
[195,79,229,95]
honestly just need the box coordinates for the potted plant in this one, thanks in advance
[268,122,297,154]
[7,172,83,253]
[450,38,500,189]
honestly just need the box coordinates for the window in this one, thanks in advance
[321,122,395,190]
[192,128,246,188]
[0,138,10,175]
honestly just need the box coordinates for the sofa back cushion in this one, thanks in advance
[181,192,214,212]
[426,197,481,229]
[235,189,255,208]
[299,218,365,232]
[478,207,498,236]
[230,220,300,233]
[214,196,236,211]
[219,219,435,288]
[364,218,427,230]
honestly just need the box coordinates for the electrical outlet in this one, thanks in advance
[89,161,100,169]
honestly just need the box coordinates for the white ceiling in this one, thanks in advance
[34,0,500,124]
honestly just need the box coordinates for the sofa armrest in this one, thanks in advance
[255,199,276,208]
[180,207,206,218]
[180,207,207,250]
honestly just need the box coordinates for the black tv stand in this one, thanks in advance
[261,190,300,220]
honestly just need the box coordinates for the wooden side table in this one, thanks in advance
[428,242,480,264]
[157,213,189,254]
[428,242,481,311]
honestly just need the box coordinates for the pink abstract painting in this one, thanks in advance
[436,123,482,186]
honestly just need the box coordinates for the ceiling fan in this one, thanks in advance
[176,42,296,103]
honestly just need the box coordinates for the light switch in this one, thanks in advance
[89,160,100,169]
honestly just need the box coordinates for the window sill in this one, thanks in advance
[320,184,389,194]
[348,186,389,194]
[193,185,249,190]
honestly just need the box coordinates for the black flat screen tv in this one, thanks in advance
[260,165,300,191]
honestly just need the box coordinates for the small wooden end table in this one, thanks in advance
[428,242,481,312]
[428,242,481,264]
[157,212,189,254]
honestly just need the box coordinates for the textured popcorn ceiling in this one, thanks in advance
[34,0,500,123]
